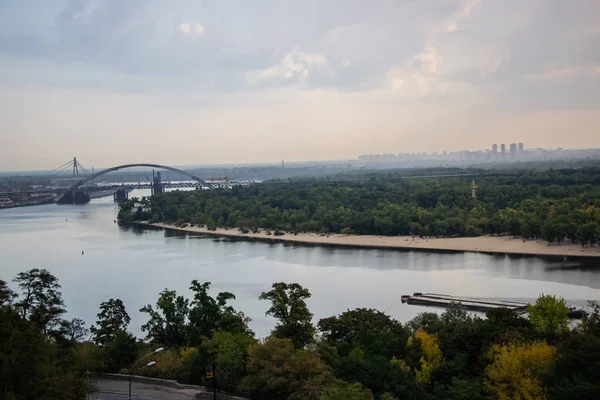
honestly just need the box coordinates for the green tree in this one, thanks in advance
[102,330,138,373]
[541,221,557,244]
[140,289,189,347]
[260,282,315,348]
[90,298,131,345]
[201,331,257,392]
[0,302,87,399]
[187,281,251,345]
[0,279,16,307]
[318,308,409,359]
[238,337,335,400]
[54,317,88,345]
[527,294,569,337]
[13,268,66,334]
[579,300,600,336]
[321,381,374,400]
[543,333,600,399]
[577,222,599,247]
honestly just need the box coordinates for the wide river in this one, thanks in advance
[2,189,600,337]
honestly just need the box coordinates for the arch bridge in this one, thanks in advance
[58,163,207,201]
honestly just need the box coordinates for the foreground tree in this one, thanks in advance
[90,298,131,344]
[0,298,87,399]
[55,317,88,344]
[187,280,251,345]
[321,381,374,400]
[13,268,66,334]
[238,337,335,400]
[484,341,556,400]
[318,308,409,358]
[408,329,444,387]
[140,289,189,347]
[543,333,600,399]
[0,279,16,307]
[259,282,315,348]
[527,294,569,337]
[201,331,257,393]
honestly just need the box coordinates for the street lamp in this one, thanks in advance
[128,348,163,400]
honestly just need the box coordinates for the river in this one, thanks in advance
[1,189,599,337]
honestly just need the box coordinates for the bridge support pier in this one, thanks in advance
[114,189,128,202]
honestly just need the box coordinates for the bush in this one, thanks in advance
[140,349,182,380]
[274,230,285,236]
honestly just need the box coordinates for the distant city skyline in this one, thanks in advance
[1,1,599,170]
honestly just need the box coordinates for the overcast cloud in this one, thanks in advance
[0,0,599,170]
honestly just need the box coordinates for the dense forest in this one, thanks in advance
[2,269,599,399]
[119,167,600,246]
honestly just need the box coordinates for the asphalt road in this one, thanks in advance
[89,377,204,400]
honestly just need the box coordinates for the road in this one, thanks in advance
[89,377,205,400]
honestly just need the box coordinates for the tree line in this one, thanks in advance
[2,268,600,399]
[119,167,600,246]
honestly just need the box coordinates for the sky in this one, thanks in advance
[0,0,599,170]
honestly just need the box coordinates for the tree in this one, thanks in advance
[484,341,556,400]
[0,279,16,307]
[541,221,557,244]
[259,282,315,348]
[187,280,251,345]
[318,308,409,358]
[408,329,443,387]
[102,330,138,373]
[13,268,66,333]
[0,306,87,399]
[201,331,257,392]
[140,289,189,347]
[321,381,374,400]
[55,317,88,344]
[90,298,131,345]
[238,337,335,400]
[577,222,599,247]
[579,300,600,336]
[527,294,569,337]
[543,333,600,398]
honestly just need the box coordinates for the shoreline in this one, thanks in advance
[131,222,600,259]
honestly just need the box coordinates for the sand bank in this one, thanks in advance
[145,222,600,259]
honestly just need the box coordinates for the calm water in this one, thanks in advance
[1,189,600,337]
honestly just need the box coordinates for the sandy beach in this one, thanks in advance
[146,223,600,259]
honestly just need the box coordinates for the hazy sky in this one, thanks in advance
[1,0,599,170]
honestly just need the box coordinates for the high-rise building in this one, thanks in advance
[501,144,506,154]
[518,143,524,152]
[492,144,498,153]
[510,143,517,157]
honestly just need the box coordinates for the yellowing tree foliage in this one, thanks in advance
[407,329,443,386]
[484,341,556,400]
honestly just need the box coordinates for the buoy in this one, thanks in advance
[82,251,84,255]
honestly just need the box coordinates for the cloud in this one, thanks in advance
[178,22,190,34]
[526,66,600,80]
[246,49,329,86]
[178,22,204,36]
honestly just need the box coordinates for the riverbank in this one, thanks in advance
[146,222,600,258]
